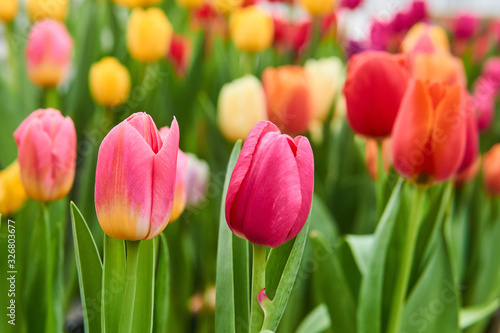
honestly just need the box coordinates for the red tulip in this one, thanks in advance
[225,121,314,248]
[344,51,410,138]
[392,79,467,184]
[452,12,479,40]
[483,144,500,196]
[457,91,479,174]
[167,33,192,77]
[14,108,76,202]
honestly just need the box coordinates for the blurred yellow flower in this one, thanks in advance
[401,23,450,54]
[0,0,18,23]
[26,0,68,22]
[89,57,131,107]
[176,0,204,10]
[299,0,335,16]
[230,6,274,53]
[113,0,162,8]
[0,161,27,216]
[127,8,173,62]
[214,0,243,14]
[412,51,466,86]
[218,75,268,141]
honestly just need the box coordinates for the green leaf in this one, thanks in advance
[460,299,500,329]
[215,141,242,333]
[131,239,156,333]
[233,234,250,331]
[154,233,170,333]
[70,202,103,333]
[357,179,403,333]
[344,235,374,276]
[295,304,331,333]
[265,238,294,300]
[102,235,125,332]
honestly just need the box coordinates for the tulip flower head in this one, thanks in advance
[0,0,18,23]
[343,51,410,138]
[473,77,498,131]
[95,113,179,240]
[127,8,173,63]
[230,6,274,53]
[365,138,392,181]
[457,92,479,176]
[411,51,467,86]
[299,0,335,16]
[14,109,76,202]
[167,33,193,77]
[89,57,131,107]
[26,19,73,88]
[392,79,467,185]
[401,23,450,55]
[452,12,479,40]
[225,121,314,248]
[185,153,210,207]
[483,144,500,196]
[27,0,68,22]
[0,161,27,216]
[218,75,268,141]
[262,65,313,135]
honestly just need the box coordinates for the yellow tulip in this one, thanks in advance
[218,75,268,141]
[89,57,131,107]
[0,0,18,23]
[230,6,274,53]
[127,8,173,62]
[113,0,162,8]
[214,0,243,14]
[0,161,27,216]
[175,0,204,10]
[299,0,335,16]
[401,23,450,54]
[26,0,68,22]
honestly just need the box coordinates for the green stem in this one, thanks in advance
[375,140,387,216]
[387,187,425,333]
[43,87,59,109]
[43,202,55,332]
[250,244,267,333]
[118,240,141,333]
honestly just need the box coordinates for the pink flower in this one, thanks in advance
[25,19,73,87]
[473,77,498,131]
[95,113,179,240]
[225,121,314,248]
[14,108,76,202]
[452,12,479,40]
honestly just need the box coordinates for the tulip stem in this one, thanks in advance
[387,187,425,333]
[376,141,387,215]
[119,240,141,333]
[42,202,56,332]
[250,244,267,333]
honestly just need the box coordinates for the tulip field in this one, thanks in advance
[2,0,500,332]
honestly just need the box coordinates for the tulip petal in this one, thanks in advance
[50,117,76,200]
[126,112,163,153]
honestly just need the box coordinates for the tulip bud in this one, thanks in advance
[225,121,314,248]
[25,19,73,88]
[89,57,131,107]
[176,0,204,10]
[230,6,274,53]
[483,144,500,196]
[14,109,76,202]
[339,0,362,10]
[95,113,179,240]
[365,138,392,181]
[167,33,193,77]
[305,57,343,125]
[0,161,27,216]
[473,77,498,131]
[127,8,173,63]
[343,51,410,138]
[401,23,450,55]
[299,0,335,16]
[483,57,500,87]
[0,0,18,23]
[452,12,479,40]
[411,51,467,86]
[218,75,268,141]
[214,0,243,13]
[185,153,210,207]
[266,3,311,54]
[392,79,467,184]
[27,0,68,22]
[262,65,312,135]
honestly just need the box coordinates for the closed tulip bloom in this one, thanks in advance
[230,6,274,53]
[343,51,410,138]
[14,109,76,202]
[25,19,73,88]
[218,75,268,141]
[392,79,467,184]
[483,144,500,196]
[0,0,18,23]
[305,57,343,124]
[127,8,173,63]
[95,113,179,240]
[453,12,479,40]
[365,138,392,181]
[262,65,312,135]
[167,33,193,77]
[225,121,314,248]
[473,77,498,131]
[0,161,27,216]
[185,153,210,207]
[457,92,479,175]
[401,23,450,55]
[27,0,68,22]
[412,52,467,86]
[483,58,500,87]
[176,0,204,9]
[89,57,131,107]
[214,0,243,13]
[269,3,311,53]
[299,0,334,16]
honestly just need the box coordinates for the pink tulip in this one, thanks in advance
[185,153,210,207]
[25,19,73,87]
[452,12,479,40]
[473,77,498,131]
[225,121,314,248]
[95,113,179,240]
[483,57,500,88]
[457,91,479,174]
[14,108,76,202]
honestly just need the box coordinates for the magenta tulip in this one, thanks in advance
[225,121,314,248]
[95,113,179,240]
[14,108,76,202]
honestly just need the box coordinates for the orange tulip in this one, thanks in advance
[392,79,467,184]
[411,51,467,86]
[365,138,392,181]
[483,144,500,196]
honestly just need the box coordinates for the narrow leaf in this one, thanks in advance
[296,304,331,333]
[460,299,500,329]
[154,233,170,333]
